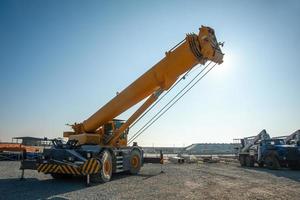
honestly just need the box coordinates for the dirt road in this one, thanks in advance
[0,161,299,199]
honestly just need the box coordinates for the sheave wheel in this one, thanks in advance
[91,150,112,183]
[129,149,142,174]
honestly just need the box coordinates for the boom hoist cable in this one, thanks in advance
[129,65,200,130]
[128,60,219,144]
[128,63,209,140]
[128,61,217,144]
[128,62,212,143]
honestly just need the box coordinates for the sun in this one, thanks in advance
[217,50,235,71]
[211,49,236,79]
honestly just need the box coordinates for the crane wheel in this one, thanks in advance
[91,150,112,183]
[265,155,280,170]
[258,162,264,168]
[288,161,300,170]
[129,149,142,174]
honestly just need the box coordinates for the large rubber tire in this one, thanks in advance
[239,155,246,167]
[245,156,254,167]
[91,150,112,183]
[265,155,280,170]
[129,149,142,174]
[288,161,300,170]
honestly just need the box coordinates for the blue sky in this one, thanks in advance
[0,0,299,146]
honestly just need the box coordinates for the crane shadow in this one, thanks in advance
[0,177,83,200]
[0,170,163,199]
[136,172,163,180]
[111,170,163,181]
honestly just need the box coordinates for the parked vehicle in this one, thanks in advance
[238,130,300,170]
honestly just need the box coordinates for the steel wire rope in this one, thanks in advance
[128,62,211,143]
[128,65,200,130]
[129,35,203,130]
[128,61,216,144]
[128,62,218,144]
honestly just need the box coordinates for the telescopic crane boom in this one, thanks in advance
[65,26,224,147]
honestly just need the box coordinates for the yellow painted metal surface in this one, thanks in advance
[37,163,82,175]
[109,90,162,146]
[69,133,101,145]
[67,26,223,146]
[37,158,101,175]
[81,158,101,175]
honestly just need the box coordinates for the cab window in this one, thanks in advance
[114,121,123,129]
[104,123,113,133]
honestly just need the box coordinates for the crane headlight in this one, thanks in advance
[68,156,74,162]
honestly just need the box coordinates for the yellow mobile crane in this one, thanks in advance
[21,26,224,184]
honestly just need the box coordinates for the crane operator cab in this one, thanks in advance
[102,119,128,146]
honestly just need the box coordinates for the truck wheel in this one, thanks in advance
[245,156,254,167]
[91,150,112,183]
[265,156,280,170]
[239,155,246,167]
[258,162,264,168]
[288,161,299,170]
[129,149,142,174]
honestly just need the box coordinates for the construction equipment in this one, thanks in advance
[273,130,300,145]
[285,130,300,146]
[238,130,300,170]
[20,26,224,184]
[273,130,300,169]
[0,143,39,153]
[0,143,40,161]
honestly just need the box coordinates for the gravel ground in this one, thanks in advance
[0,161,299,200]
